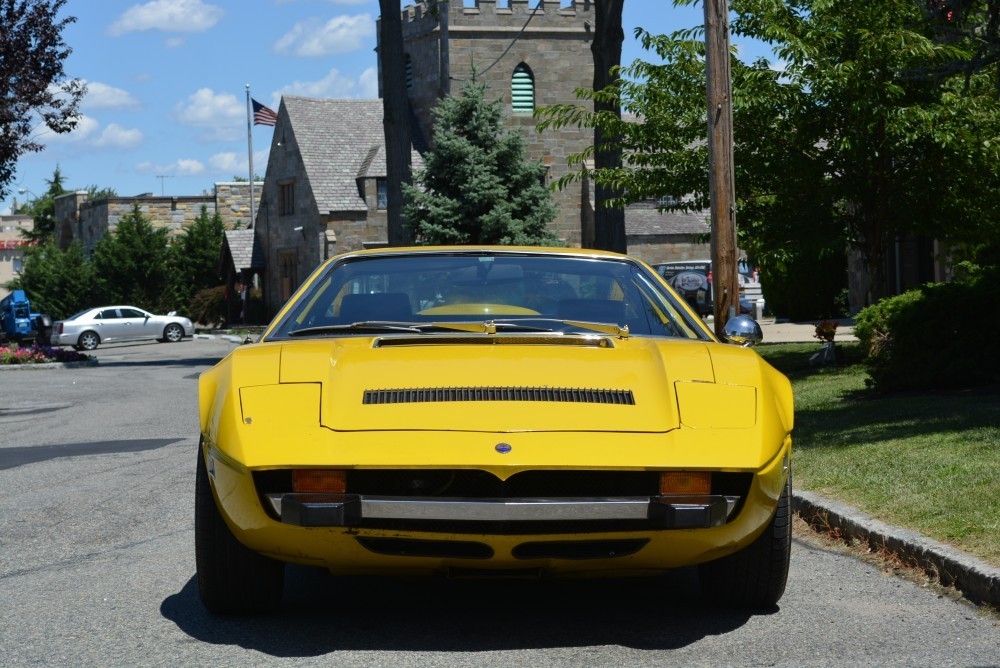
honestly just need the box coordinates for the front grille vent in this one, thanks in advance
[362,386,635,405]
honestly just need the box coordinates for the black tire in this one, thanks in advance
[699,468,792,609]
[195,444,284,615]
[77,331,100,351]
[162,323,184,343]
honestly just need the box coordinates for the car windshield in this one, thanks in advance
[267,252,710,341]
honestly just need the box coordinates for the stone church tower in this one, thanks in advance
[379,0,595,246]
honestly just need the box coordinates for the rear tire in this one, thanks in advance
[78,331,100,351]
[195,444,284,614]
[699,468,792,609]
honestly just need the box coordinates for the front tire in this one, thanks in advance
[162,323,184,343]
[699,468,792,609]
[77,331,100,351]
[195,444,284,614]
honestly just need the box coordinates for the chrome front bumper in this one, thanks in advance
[266,493,739,530]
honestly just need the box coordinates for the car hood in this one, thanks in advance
[272,335,720,433]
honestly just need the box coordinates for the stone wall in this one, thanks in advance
[54,183,262,256]
[627,236,712,266]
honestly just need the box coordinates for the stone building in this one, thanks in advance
[53,182,261,256]
[253,96,422,311]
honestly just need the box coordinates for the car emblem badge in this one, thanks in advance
[495,442,512,454]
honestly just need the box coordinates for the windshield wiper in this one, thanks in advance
[288,321,423,336]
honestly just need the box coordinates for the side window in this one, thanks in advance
[120,308,146,318]
[511,63,534,113]
[99,309,119,319]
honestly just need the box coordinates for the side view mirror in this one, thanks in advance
[722,315,763,347]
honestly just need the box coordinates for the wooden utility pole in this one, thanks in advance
[703,0,740,338]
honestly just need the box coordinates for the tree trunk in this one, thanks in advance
[590,0,626,253]
[378,0,414,246]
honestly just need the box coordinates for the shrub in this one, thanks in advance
[188,285,227,328]
[854,268,1000,392]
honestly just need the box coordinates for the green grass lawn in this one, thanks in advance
[756,342,1000,566]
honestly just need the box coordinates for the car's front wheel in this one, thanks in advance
[77,331,100,351]
[161,323,184,343]
[699,467,792,609]
[195,444,284,614]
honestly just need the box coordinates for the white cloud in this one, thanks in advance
[174,87,244,141]
[108,0,225,36]
[208,150,269,176]
[273,14,373,57]
[136,159,205,176]
[82,81,140,110]
[93,124,144,149]
[358,66,378,98]
[35,114,100,144]
[165,36,187,48]
[275,67,377,100]
[208,151,241,172]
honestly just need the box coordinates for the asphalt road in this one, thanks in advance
[1,338,997,667]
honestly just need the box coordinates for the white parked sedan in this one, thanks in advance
[51,306,194,350]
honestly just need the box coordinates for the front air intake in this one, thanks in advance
[362,386,635,405]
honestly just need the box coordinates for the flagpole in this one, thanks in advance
[245,83,255,229]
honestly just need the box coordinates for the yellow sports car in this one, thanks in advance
[196,247,793,614]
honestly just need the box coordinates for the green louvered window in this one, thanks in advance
[405,54,413,90]
[511,64,534,112]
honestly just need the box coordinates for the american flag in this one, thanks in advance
[252,98,278,126]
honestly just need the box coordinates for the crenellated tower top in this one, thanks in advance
[400,1,593,39]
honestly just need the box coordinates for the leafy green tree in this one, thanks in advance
[7,240,95,319]
[84,185,117,200]
[91,203,171,311]
[0,0,85,201]
[166,205,227,314]
[404,80,559,246]
[539,0,999,313]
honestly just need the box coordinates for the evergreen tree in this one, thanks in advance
[403,80,560,246]
[91,203,171,311]
[6,240,94,319]
[166,205,227,314]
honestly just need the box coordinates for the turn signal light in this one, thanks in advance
[293,469,346,493]
[659,471,711,495]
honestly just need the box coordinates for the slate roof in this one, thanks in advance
[625,201,710,236]
[282,97,421,214]
[222,229,264,272]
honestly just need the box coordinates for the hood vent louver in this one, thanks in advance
[363,386,635,406]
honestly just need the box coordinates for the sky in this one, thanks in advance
[3,0,772,215]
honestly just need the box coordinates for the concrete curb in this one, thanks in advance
[0,359,98,371]
[793,490,999,607]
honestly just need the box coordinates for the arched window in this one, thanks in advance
[511,63,534,112]
[405,54,413,90]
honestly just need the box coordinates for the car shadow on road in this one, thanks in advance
[161,565,762,654]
